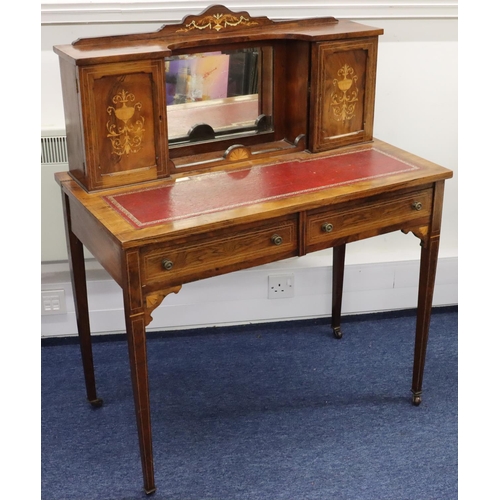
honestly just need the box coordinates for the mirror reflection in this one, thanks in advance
[165,48,272,143]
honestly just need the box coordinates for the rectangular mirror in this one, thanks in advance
[165,47,273,145]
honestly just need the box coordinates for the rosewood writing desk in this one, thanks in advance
[53,5,453,494]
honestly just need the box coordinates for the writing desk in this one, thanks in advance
[55,138,452,494]
[53,5,453,493]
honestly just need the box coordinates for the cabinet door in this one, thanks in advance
[310,38,378,152]
[79,60,168,190]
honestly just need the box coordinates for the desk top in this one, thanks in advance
[56,139,452,246]
[103,148,420,229]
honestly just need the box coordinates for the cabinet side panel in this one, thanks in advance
[59,59,87,189]
[284,40,310,146]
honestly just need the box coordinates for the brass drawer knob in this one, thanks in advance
[412,201,423,211]
[321,222,334,233]
[161,259,174,271]
[271,234,283,246]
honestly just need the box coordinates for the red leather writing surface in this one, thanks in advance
[104,149,419,228]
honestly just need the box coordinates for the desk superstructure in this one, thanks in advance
[53,5,452,494]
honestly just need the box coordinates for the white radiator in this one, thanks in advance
[41,135,68,165]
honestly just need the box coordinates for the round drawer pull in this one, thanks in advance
[271,234,283,246]
[161,259,174,271]
[321,222,334,233]
[412,201,423,211]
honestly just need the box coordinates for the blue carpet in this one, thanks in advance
[41,307,457,500]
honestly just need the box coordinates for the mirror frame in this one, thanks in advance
[166,40,288,172]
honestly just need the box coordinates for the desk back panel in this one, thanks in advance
[54,5,383,192]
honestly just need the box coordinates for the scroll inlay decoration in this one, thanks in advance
[177,13,258,32]
[330,63,359,121]
[106,90,145,157]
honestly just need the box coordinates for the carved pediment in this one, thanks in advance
[174,4,272,33]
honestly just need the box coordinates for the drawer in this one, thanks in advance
[306,188,433,250]
[142,216,298,288]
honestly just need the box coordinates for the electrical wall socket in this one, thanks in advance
[268,274,294,299]
[41,290,67,315]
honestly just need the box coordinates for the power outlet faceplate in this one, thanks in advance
[268,274,294,299]
[41,290,67,315]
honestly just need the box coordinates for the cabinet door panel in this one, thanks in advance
[94,72,156,175]
[79,60,168,190]
[310,38,378,152]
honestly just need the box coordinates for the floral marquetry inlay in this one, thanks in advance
[330,64,359,122]
[106,90,145,157]
[177,12,259,32]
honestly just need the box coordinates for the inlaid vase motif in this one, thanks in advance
[106,90,145,156]
[330,64,359,121]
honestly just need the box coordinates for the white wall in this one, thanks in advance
[41,2,458,337]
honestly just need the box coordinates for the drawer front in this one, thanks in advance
[142,216,297,287]
[306,188,433,249]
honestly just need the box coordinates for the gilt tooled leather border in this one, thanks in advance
[103,148,420,229]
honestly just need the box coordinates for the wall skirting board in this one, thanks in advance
[41,254,458,339]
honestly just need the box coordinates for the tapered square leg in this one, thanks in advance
[412,235,440,406]
[124,312,156,494]
[61,191,102,407]
[123,250,156,494]
[332,244,346,339]
[411,180,445,406]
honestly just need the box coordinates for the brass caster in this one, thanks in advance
[412,393,422,406]
[333,327,343,339]
[89,398,103,408]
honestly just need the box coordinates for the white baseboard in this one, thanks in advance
[41,253,458,339]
